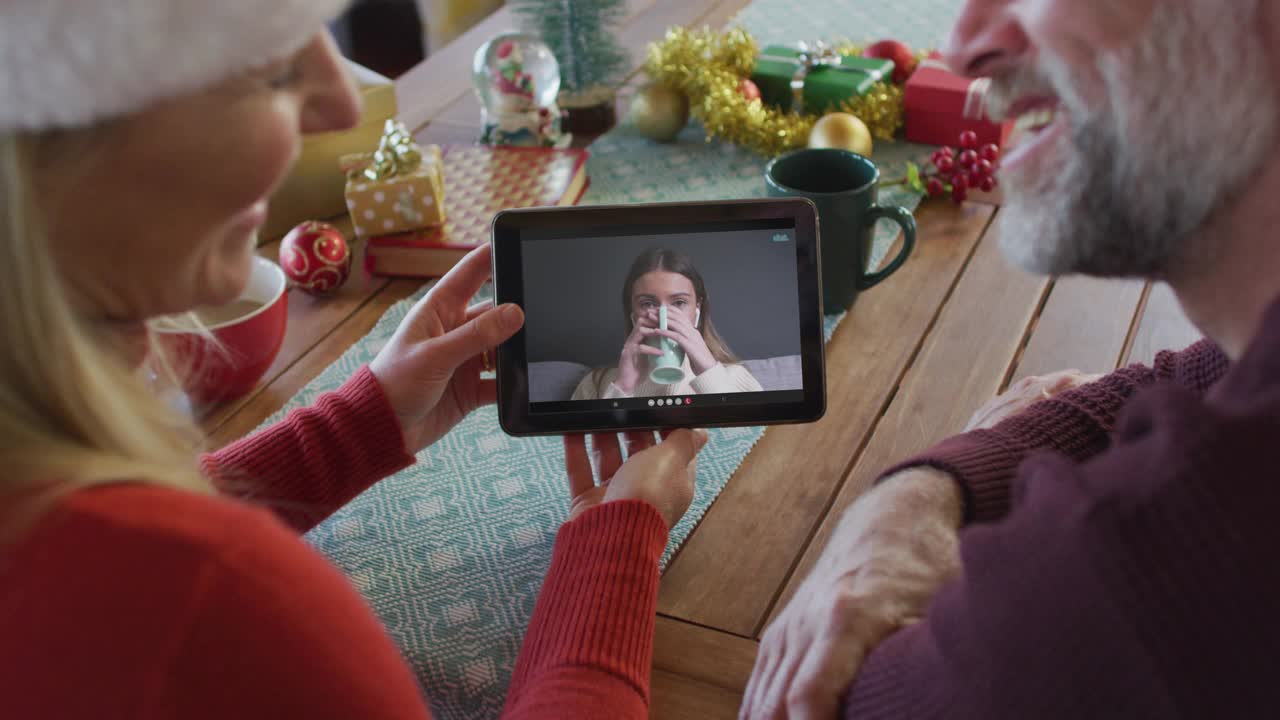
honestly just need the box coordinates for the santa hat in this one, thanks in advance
[0,0,352,133]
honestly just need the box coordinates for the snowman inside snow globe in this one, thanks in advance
[473,32,569,148]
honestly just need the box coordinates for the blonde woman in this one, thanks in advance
[0,3,705,717]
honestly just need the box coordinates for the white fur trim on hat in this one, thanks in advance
[0,0,352,133]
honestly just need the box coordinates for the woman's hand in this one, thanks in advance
[369,245,525,453]
[563,429,708,529]
[656,309,717,376]
[614,311,664,395]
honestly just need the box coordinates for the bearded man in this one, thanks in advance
[743,0,1280,717]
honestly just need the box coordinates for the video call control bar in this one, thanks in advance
[530,390,806,415]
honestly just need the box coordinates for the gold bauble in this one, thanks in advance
[628,83,690,142]
[808,113,874,156]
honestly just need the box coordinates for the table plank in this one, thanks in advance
[1012,277,1146,381]
[200,227,390,437]
[767,215,1050,631]
[408,119,487,147]
[653,617,758,692]
[396,9,512,133]
[657,201,995,636]
[651,670,741,720]
[207,277,421,449]
[1123,282,1202,366]
[695,0,755,29]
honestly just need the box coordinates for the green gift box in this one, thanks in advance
[751,45,894,115]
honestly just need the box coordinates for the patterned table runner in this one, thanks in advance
[285,2,964,717]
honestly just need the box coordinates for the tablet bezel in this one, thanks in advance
[492,198,826,436]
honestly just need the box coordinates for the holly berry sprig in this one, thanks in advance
[904,130,1001,204]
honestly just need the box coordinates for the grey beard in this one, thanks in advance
[998,123,1204,279]
[997,0,1278,280]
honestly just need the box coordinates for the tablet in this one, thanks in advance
[492,198,826,436]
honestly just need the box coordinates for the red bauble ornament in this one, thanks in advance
[863,40,917,85]
[740,78,762,102]
[279,221,352,296]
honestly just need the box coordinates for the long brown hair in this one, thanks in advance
[591,247,740,395]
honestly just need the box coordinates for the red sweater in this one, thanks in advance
[844,318,1280,717]
[1,367,668,719]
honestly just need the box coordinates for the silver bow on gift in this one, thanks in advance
[762,42,890,115]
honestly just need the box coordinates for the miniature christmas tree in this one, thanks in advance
[513,0,628,109]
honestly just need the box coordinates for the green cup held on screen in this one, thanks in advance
[648,305,685,385]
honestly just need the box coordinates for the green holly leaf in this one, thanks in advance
[905,162,927,195]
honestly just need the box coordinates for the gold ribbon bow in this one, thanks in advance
[357,119,423,181]
[763,42,889,115]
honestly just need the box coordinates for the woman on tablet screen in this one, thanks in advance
[573,248,764,400]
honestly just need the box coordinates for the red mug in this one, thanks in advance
[156,257,289,407]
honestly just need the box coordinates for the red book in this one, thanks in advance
[904,55,1013,149]
[364,145,590,278]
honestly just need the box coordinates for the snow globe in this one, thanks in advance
[473,32,569,147]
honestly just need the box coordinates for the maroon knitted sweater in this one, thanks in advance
[843,307,1280,717]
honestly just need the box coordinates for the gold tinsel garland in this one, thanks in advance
[644,27,907,157]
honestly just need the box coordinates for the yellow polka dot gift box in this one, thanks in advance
[340,121,447,239]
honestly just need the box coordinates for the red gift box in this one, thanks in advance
[904,55,1013,148]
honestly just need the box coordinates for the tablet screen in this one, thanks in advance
[521,222,805,414]
[492,199,824,436]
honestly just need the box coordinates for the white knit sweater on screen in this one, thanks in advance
[571,357,763,400]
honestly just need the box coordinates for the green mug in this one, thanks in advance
[647,305,685,385]
[766,149,917,313]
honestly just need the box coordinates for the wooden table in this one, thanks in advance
[207,2,1203,717]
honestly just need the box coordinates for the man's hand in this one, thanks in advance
[741,469,963,720]
[965,370,1102,431]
